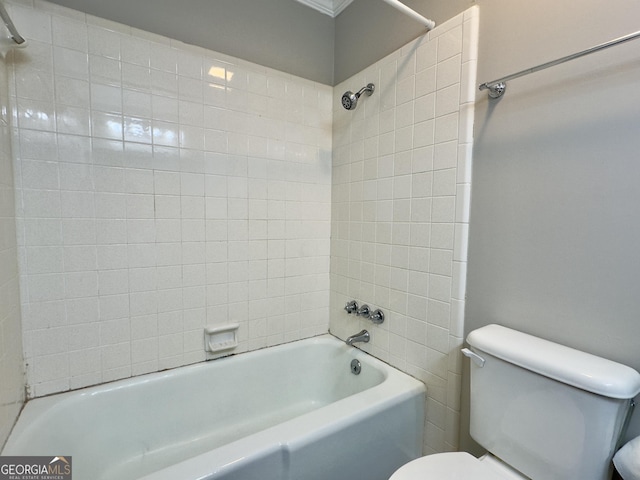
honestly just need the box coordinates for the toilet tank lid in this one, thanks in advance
[467,324,640,399]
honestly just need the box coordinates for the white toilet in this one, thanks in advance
[390,324,640,480]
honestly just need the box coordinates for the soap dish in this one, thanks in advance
[204,323,239,353]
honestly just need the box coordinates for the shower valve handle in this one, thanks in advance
[370,309,384,324]
[344,300,358,314]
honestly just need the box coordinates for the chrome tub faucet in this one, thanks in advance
[346,329,370,346]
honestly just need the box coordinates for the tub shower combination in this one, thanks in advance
[0,2,435,479]
[3,335,426,480]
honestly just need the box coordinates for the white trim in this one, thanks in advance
[294,0,354,18]
[332,0,354,17]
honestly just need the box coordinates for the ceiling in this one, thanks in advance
[294,0,354,17]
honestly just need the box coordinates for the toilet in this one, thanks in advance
[390,324,640,480]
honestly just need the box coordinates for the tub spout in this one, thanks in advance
[346,330,370,346]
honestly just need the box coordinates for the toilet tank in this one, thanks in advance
[465,324,640,480]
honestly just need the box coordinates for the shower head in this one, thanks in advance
[341,83,375,110]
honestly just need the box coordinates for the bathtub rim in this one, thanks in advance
[4,333,416,427]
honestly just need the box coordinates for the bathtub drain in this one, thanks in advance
[350,359,361,375]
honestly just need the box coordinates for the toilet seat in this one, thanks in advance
[389,452,526,480]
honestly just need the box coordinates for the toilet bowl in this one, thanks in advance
[389,452,525,480]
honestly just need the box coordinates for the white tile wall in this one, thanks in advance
[8,0,332,397]
[3,0,477,458]
[330,7,478,454]
[0,55,25,447]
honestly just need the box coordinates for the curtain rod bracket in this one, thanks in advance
[479,82,507,99]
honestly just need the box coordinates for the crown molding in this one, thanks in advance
[294,0,354,17]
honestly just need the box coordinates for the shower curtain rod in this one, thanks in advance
[479,29,640,99]
[0,1,25,45]
[381,0,435,31]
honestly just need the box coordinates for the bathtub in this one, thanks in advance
[3,334,426,480]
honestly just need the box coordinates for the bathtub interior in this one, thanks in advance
[3,336,415,480]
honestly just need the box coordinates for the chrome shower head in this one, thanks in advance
[341,83,375,110]
[341,91,358,111]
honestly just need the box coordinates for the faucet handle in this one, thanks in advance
[356,304,370,317]
[370,309,384,324]
[344,300,358,314]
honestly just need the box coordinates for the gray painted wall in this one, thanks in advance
[46,0,336,85]
[464,0,640,452]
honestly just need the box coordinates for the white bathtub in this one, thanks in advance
[3,334,426,480]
